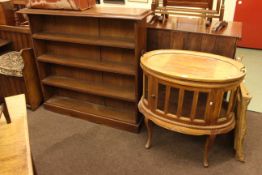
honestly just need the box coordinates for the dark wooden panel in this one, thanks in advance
[0,75,26,103]
[184,33,203,51]
[170,31,184,49]
[0,26,32,51]
[147,29,171,51]
[147,29,238,58]
[201,35,216,53]
[214,36,237,58]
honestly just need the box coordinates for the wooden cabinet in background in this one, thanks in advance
[0,0,15,25]
[147,16,242,59]
[20,7,151,132]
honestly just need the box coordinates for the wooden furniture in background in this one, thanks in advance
[0,25,32,50]
[138,50,246,167]
[0,48,42,110]
[20,7,151,132]
[151,0,225,22]
[147,16,242,59]
[12,0,28,26]
[0,0,15,25]
[0,94,34,175]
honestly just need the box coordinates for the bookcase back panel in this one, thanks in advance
[46,41,100,60]
[34,15,99,36]
[100,19,135,41]
[35,40,135,66]
[56,88,105,105]
[54,88,136,123]
[33,40,47,56]
[101,47,135,65]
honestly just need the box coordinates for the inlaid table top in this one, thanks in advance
[141,50,246,83]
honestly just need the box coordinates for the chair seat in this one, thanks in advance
[0,51,24,77]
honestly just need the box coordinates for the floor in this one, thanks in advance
[236,48,262,112]
[27,107,262,175]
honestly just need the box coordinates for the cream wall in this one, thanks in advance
[224,0,237,21]
[100,0,237,21]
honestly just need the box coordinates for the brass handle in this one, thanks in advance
[240,66,246,73]
[151,94,156,99]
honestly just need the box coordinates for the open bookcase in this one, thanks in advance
[20,7,151,132]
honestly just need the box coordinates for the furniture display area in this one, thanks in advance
[147,16,242,59]
[138,50,246,167]
[0,94,34,175]
[20,7,151,132]
[0,48,42,110]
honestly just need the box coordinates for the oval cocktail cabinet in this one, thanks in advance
[138,50,246,167]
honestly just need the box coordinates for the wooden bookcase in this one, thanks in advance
[20,7,151,132]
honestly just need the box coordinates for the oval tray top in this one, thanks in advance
[141,50,246,83]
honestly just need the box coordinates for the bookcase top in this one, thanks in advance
[19,6,152,20]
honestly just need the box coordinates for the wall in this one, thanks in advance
[100,0,237,21]
[222,0,237,21]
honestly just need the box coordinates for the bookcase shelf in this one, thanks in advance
[45,96,136,123]
[32,32,135,49]
[38,54,136,76]
[42,76,136,102]
[22,7,149,132]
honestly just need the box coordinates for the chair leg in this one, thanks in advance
[203,134,216,167]
[1,103,11,123]
[31,154,38,175]
[144,117,153,149]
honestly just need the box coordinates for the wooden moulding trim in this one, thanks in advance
[138,100,235,135]
[18,8,153,21]
[0,25,30,34]
[44,101,142,133]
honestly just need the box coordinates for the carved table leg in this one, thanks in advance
[203,134,216,167]
[144,117,153,149]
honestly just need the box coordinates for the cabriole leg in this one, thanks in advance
[144,117,153,149]
[203,134,216,167]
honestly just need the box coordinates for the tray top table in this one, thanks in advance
[139,50,246,167]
